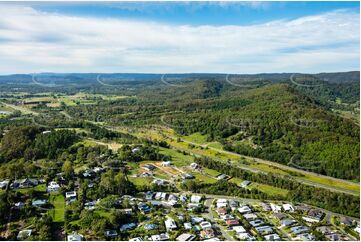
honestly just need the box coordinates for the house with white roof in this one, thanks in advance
[282,204,294,212]
[233,226,246,234]
[47,181,60,192]
[237,233,256,241]
[270,203,282,213]
[216,199,228,208]
[184,222,192,230]
[264,234,280,241]
[161,161,171,166]
[67,232,83,241]
[238,205,252,214]
[176,233,195,241]
[65,191,77,203]
[190,195,202,203]
[200,221,212,229]
[165,218,177,231]
[17,230,32,240]
[151,233,169,241]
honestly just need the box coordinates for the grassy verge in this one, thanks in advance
[49,193,65,222]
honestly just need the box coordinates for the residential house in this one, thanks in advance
[165,218,177,231]
[151,233,169,241]
[84,201,96,210]
[145,191,154,200]
[200,221,212,229]
[104,230,118,238]
[264,234,280,241]
[226,219,240,227]
[47,181,60,192]
[243,213,258,221]
[216,174,229,180]
[241,180,251,188]
[155,192,162,200]
[295,205,310,213]
[221,214,235,221]
[184,222,192,230]
[32,199,47,207]
[191,217,204,224]
[0,180,9,189]
[249,219,264,227]
[217,207,228,216]
[153,179,166,186]
[260,202,271,212]
[216,199,228,208]
[297,233,315,241]
[188,203,201,210]
[302,209,323,223]
[132,147,140,153]
[233,226,246,234]
[120,223,137,232]
[281,219,297,227]
[273,213,286,221]
[290,226,309,235]
[238,205,252,214]
[176,233,195,241]
[17,230,32,240]
[65,191,77,203]
[255,226,273,235]
[270,203,282,213]
[229,200,238,210]
[14,202,25,209]
[161,161,171,166]
[340,217,353,226]
[138,203,151,214]
[316,226,333,235]
[144,224,158,230]
[190,195,202,203]
[13,178,38,189]
[190,163,200,170]
[182,173,195,179]
[67,232,84,241]
[282,204,294,212]
[142,164,156,171]
[237,233,256,241]
[179,195,187,203]
[200,228,215,239]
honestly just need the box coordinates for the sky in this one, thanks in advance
[0,1,359,74]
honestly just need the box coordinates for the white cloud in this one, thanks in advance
[0,6,359,74]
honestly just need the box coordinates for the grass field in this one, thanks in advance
[129,177,153,187]
[229,177,289,197]
[138,128,360,195]
[49,194,65,222]
[182,132,209,144]
[158,147,193,167]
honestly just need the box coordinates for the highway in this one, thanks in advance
[155,131,359,196]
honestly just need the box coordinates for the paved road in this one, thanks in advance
[151,131,359,196]
[165,132,358,187]
[0,101,39,116]
[203,198,234,241]
[188,192,360,221]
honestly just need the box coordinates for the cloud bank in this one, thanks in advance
[0,5,359,74]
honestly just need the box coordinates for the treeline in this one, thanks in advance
[194,157,360,217]
[181,180,275,200]
[0,126,78,161]
[118,144,165,162]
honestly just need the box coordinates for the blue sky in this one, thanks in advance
[0,1,359,74]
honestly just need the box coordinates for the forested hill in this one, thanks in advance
[146,84,360,180]
[0,71,359,180]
